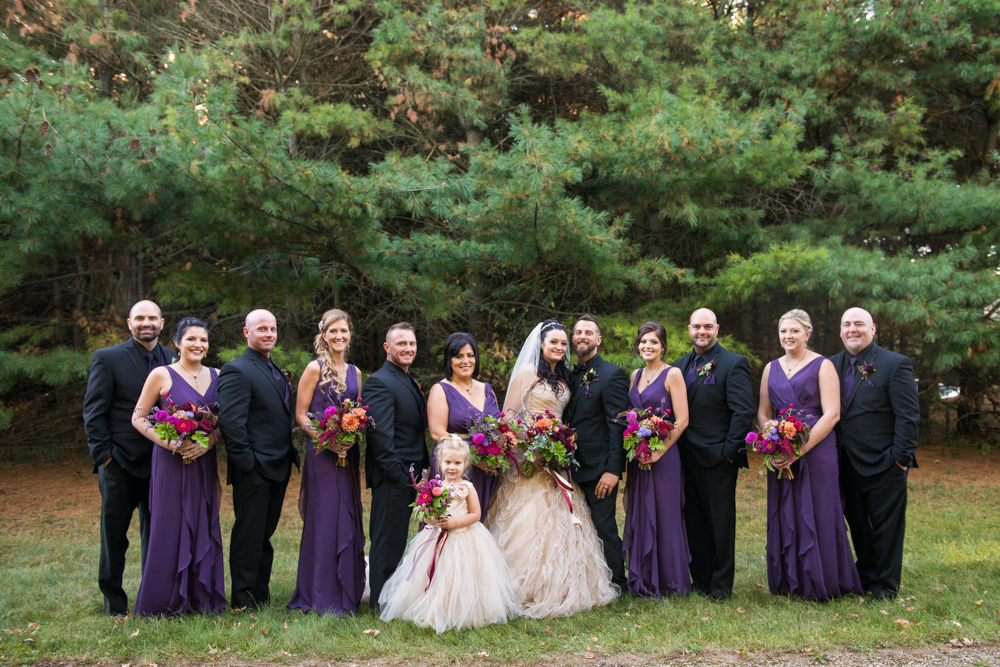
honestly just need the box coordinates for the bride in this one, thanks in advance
[485,320,617,618]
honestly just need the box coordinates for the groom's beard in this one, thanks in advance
[574,342,597,359]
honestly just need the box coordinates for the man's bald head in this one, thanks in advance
[244,309,278,356]
[127,300,163,349]
[840,307,876,355]
[688,307,720,353]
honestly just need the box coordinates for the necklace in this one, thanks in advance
[782,354,806,377]
[178,362,203,385]
[641,362,666,389]
[452,378,474,396]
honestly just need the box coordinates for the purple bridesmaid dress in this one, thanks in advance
[622,369,692,597]
[135,367,226,615]
[287,363,366,615]
[766,357,862,600]
[429,382,503,518]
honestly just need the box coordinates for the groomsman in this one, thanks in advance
[218,309,299,610]
[83,300,177,616]
[566,315,629,590]
[364,322,429,613]
[833,307,919,600]
[674,308,755,600]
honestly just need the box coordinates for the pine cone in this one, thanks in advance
[128,138,141,151]
[24,69,39,84]
[61,83,72,96]
[39,121,49,136]
[44,144,51,156]
[149,145,157,156]
[38,80,44,90]
[149,128,157,137]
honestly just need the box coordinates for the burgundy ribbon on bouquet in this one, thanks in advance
[404,526,450,590]
[547,469,582,526]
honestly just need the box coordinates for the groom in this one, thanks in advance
[567,315,629,590]
[363,322,429,613]
[833,307,919,600]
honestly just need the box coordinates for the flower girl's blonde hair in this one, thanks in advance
[436,436,471,479]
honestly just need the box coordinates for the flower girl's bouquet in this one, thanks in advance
[148,393,219,464]
[518,410,577,478]
[615,406,675,470]
[745,404,811,480]
[305,398,372,465]
[409,466,455,523]
[466,413,519,475]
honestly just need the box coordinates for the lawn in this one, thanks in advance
[1,445,998,665]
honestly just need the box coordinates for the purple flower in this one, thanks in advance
[626,411,638,422]
[638,427,652,438]
[154,410,169,422]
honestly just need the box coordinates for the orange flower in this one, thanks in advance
[351,408,366,417]
[536,418,552,431]
[341,413,361,432]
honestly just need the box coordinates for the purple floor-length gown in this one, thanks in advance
[135,367,226,615]
[622,369,692,597]
[429,382,503,518]
[288,362,366,615]
[766,357,862,600]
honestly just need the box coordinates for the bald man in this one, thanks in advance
[83,300,177,616]
[832,308,919,600]
[674,308,755,600]
[218,309,299,610]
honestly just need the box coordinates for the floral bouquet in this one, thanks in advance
[148,393,219,464]
[466,413,519,475]
[518,410,578,478]
[305,398,372,465]
[409,465,454,524]
[745,404,811,480]
[615,406,675,470]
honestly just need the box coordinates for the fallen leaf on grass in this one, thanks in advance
[894,619,911,627]
[249,613,258,620]
[230,607,246,614]
[737,607,745,614]
[801,647,812,653]
[879,610,889,615]
[363,629,380,638]
[974,600,983,606]
[933,587,943,594]
[969,585,977,593]
[208,647,218,655]
[260,628,268,636]
[905,596,916,601]
[558,635,567,639]
[283,622,289,629]
[951,620,963,629]
[545,626,554,634]
[280,651,292,657]
[905,606,915,611]
[700,617,709,621]
[129,629,140,638]
[755,583,765,589]
[948,638,974,648]
[477,652,489,657]
[26,624,39,632]
[590,636,598,642]
[858,597,865,606]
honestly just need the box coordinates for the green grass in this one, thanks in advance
[1,455,998,665]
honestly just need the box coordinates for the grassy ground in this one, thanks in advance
[1,445,998,665]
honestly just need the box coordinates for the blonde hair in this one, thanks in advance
[779,309,813,336]
[436,436,471,479]
[315,309,353,393]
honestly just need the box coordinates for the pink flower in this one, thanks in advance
[626,411,638,422]
[154,410,169,422]
[431,487,443,497]
[745,433,758,445]
[486,443,501,456]
[174,418,196,434]
[418,492,431,504]
[324,405,338,418]
[471,433,486,446]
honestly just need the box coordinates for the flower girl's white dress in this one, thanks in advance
[379,480,521,633]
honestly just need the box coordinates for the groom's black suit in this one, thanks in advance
[218,347,299,609]
[566,353,629,589]
[363,360,429,610]
[674,343,755,599]
[831,341,919,599]
[83,336,176,614]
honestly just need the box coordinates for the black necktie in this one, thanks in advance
[842,356,857,406]
[685,355,703,388]
[268,359,290,409]
[145,351,156,374]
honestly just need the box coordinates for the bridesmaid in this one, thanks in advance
[622,321,691,598]
[131,317,226,615]
[426,332,503,518]
[757,309,862,600]
[287,309,366,615]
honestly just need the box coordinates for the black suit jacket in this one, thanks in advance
[674,343,755,469]
[83,337,177,476]
[363,360,429,488]
[218,347,299,482]
[831,342,919,475]
[565,354,629,483]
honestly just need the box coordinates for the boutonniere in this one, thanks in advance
[697,359,717,385]
[580,368,599,397]
[858,361,876,387]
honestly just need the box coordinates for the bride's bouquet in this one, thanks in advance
[745,404,811,480]
[304,398,372,465]
[147,393,219,465]
[466,413,519,475]
[409,465,455,523]
[518,410,577,478]
[616,406,675,470]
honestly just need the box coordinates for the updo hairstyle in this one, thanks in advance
[173,317,210,345]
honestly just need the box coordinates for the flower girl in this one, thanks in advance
[379,436,521,632]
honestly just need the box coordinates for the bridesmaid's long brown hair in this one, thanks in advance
[315,309,353,394]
